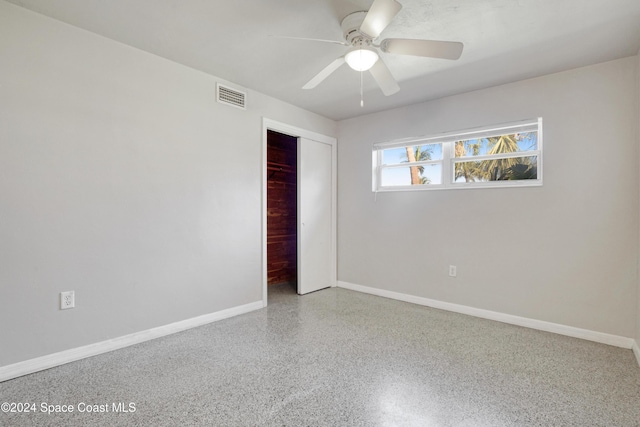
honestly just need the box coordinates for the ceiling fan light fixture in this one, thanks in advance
[345,48,379,71]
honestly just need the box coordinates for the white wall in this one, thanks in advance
[0,1,336,367]
[338,57,639,339]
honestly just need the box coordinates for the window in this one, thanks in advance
[372,118,542,191]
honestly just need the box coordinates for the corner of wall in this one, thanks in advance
[637,50,640,364]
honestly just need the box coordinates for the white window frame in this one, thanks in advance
[372,118,543,192]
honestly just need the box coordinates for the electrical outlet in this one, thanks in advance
[449,265,457,277]
[60,291,75,310]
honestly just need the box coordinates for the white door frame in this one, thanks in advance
[261,118,337,307]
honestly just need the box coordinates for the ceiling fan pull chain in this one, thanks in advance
[360,69,364,107]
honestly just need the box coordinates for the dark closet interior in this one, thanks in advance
[266,130,297,289]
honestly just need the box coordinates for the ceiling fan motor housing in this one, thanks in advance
[341,11,373,46]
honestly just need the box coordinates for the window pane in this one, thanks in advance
[381,164,442,186]
[454,132,538,158]
[373,118,542,191]
[454,156,538,182]
[382,143,442,165]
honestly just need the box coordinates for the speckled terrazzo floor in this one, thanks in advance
[1,284,639,426]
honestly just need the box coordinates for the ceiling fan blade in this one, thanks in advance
[381,39,464,60]
[269,35,348,46]
[369,58,399,96]
[303,56,346,89]
[359,0,402,39]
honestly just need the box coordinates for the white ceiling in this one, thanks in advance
[6,0,640,121]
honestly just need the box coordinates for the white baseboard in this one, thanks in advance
[633,340,640,368]
[337,281,635,350]
[0,301,263,383]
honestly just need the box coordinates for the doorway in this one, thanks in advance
[262,119,337,306]
[266,130,298,295]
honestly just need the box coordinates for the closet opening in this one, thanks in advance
[266,130,298,295]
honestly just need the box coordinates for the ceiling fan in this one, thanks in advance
[285,0,463,99]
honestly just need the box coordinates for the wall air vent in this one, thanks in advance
[216,83,246,110]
